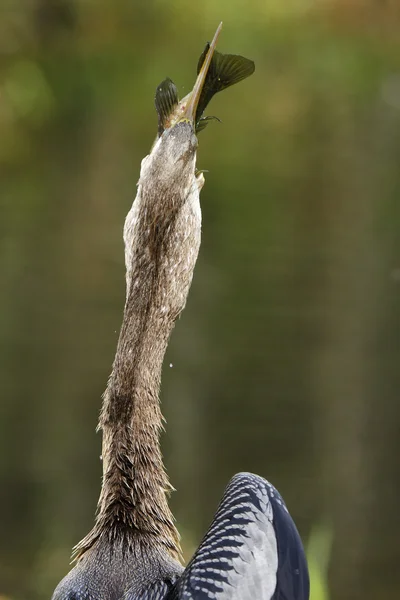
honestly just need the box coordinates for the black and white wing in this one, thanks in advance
[166,472,309,600]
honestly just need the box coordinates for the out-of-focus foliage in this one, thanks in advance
[308,523,332,600]
[1,1,400,599]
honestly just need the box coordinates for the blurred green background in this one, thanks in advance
[1,1,400,599]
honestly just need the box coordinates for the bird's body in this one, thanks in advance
[51,23,309,600]
[168,472,309,600]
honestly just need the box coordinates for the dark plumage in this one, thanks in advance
[167,473,309,600]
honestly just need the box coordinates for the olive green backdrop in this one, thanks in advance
[1,1,400,599]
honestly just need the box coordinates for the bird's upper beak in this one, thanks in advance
[180,22,222,126]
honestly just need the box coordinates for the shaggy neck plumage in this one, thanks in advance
[74,124,202,563]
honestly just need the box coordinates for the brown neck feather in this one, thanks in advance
[74,124,202,562]
[75,238,181,561]
[99,285,180,557]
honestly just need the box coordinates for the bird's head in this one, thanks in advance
[136,25,224,218]
[123,29,225,318]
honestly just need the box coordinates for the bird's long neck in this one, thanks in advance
[74,132,202,562]
[97,282,180,555]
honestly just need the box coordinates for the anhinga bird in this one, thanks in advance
[52,23,309,600]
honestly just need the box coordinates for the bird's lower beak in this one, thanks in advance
[180,22,222,126]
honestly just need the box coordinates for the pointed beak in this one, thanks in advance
[180,22,223,126]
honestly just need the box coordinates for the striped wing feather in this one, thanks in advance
[166,473,309,600]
